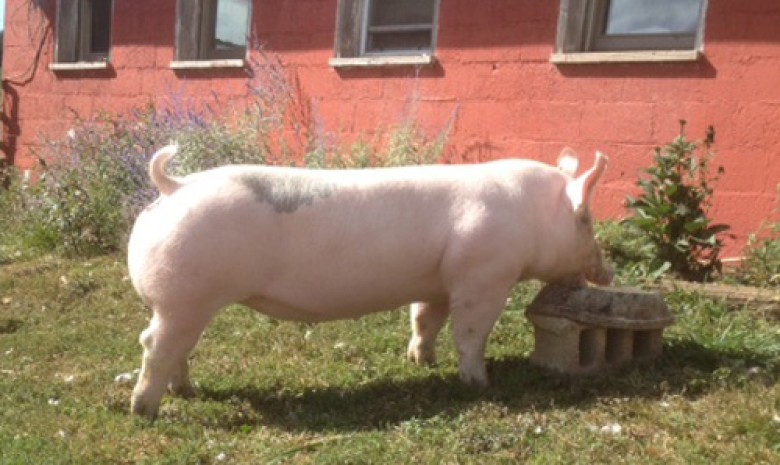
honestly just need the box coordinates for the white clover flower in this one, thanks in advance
[115,372,136,385]
[600,423,622,435]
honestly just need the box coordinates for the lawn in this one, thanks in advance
[1,254,779,464]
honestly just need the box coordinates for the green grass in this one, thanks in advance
[1,255,779,464]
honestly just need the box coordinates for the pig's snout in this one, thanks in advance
[582,244,614,286]
[588,263,614,286]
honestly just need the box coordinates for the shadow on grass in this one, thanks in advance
[0,318,23,334]
[197,339,778,433]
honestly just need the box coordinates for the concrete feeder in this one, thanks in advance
[526,284,674,375]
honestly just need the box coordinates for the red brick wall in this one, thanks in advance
[3,0,780,257]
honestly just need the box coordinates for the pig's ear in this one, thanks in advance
[557,147,579,177]
[566,151,608,212]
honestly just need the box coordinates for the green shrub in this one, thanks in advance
[625,121,730,282]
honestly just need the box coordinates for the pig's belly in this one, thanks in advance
[240,295,406,322]
[240,276,445,322]
[231,234,449,321]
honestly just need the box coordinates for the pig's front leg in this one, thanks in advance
[168,358,196,398]
[407,301,450,366]
[449,280,513,387]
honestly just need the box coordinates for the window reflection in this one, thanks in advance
[605,0,703,35]
[215,0,249,50]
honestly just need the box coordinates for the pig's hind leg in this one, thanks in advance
[131,308,211,419]
[407,301,450,366]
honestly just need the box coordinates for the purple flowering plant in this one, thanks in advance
[0,51,453,258]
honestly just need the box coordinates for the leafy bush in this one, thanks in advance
[625,121,730,282]
[0,54,452,259]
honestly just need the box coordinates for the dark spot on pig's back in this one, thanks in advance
[236,172,335,213]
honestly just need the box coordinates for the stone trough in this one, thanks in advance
[526,284,674,375]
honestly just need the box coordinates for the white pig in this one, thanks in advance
[127,145,613,419]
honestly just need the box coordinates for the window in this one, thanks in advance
[176,0,251,62]
[55,0,113,64]
[363,0,437,55]
[554,0,707,62]
[591,0,705,51]
[332,0,440,66]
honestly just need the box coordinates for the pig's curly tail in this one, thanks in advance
[149,144,182,196]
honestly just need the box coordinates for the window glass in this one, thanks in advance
[87,0,112,54]
[368,0,435,27]
[365,0,436,54]
[215,0,249,50]
[368,31,432,52]
[605,0,703,35]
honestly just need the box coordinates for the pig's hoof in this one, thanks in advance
[169,382,196,399]
[407,339,436,366]
[130,398,159,421]
[458,370,489,388]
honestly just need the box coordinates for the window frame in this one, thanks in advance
[79,0,113,62]
[174,0,251,65]
[359,0,439,57]
[553,0,707,63]
[331,0,440,68]
[54,0,114,65]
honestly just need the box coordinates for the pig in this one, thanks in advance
[127,145,613,419]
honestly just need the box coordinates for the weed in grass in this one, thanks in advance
[735,222,780,288]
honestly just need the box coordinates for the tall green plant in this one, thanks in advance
[625,121,730,282]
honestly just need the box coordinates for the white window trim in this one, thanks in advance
[49,61,111,71]
[169,59,246,70]
[329,54,435,68]
[551,50,701,64]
